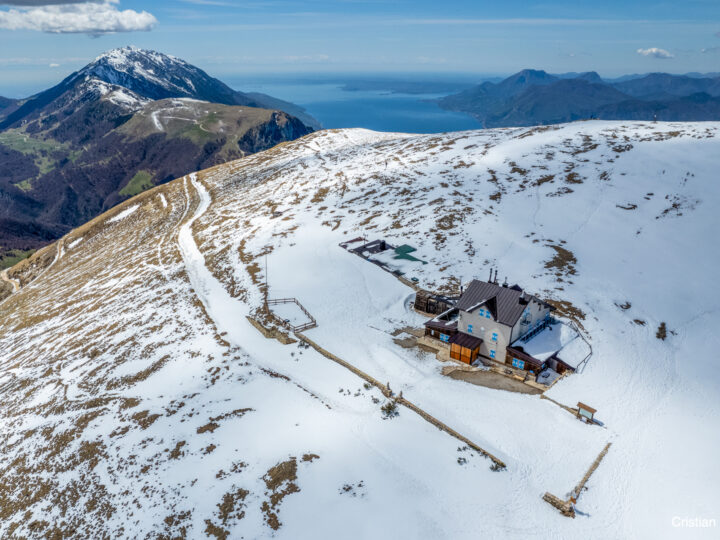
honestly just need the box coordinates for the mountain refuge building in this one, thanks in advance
[423,275,592,383]
[448,278,554,365]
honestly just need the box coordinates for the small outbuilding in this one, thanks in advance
[424,307,459,342]
[415,290,456,315]
[576,402,596,422]
[449,332,484,365]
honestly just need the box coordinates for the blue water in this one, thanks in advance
[236,81,481,134]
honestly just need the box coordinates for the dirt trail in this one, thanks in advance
[1,269,20,293]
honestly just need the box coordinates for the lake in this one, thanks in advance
[232,80,482,134]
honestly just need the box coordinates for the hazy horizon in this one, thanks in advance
[4,63,720,100]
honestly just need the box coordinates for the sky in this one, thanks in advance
[0,0,719,97]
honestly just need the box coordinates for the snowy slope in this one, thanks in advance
[1,121,719,539]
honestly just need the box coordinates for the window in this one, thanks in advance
[440,333,449,343]
[490,349,496,358]
[485,312,491,319]
[478,309,485,317]
[491,332,498,341]
[467,324,473,333]
[512,358,525,369]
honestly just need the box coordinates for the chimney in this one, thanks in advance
[502,276,508,288]
[488,268,492,282]
[494,269,499,284]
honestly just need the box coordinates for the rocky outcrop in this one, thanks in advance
[237,112,313,154]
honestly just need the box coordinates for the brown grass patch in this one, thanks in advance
[310,187,330,204]
[169,441,186,459]
[546,299,586,329]
[544,245,577,277]
[261,457,301,531]
[218,488,249,525]
[131,410,161,430]
[534,174,555,187]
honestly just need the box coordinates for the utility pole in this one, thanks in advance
[265,254,268,304]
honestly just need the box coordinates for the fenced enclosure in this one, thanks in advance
[266,297,317,332]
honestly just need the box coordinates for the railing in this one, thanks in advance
[266,297,317,332]
[518,318,552,343]
[568,320,593,374]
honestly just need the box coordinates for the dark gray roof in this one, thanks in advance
[449,332,483,350]
[425,319,458,332]
[456,280,552,327]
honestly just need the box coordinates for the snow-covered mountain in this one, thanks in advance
[1,46,318,131]
[1,121,719,538]
[81,46,234,103]
[0,47,315,262]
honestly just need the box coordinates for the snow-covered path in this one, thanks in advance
[174,172,519,539]
[150,109,163,131]
[177,173,506,468]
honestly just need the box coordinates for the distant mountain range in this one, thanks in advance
[438,69,720,127]
[0,47,315,263]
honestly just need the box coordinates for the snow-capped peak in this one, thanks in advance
[74,46,238,105]
[91,46,185,73]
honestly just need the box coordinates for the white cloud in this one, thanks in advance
[3,1,90,4]
[49,62,60,67]
[636,47,674,59]
[0,1,156,36]
[3,1,89,4]
[701,46,720,54]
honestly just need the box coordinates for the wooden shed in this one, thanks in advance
[414,291,456,315]
[449,333,483,365]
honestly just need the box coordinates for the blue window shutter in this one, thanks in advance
[486,312,491,319]
[490,349,495,358]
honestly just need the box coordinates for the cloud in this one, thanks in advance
[0,1,156,35]
[636,47,674,59]
[2,1,90,4]
[49,62,60,67]
[701,46,720,54]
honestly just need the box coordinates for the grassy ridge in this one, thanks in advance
[120,170,154,197]
[0,248,36,270]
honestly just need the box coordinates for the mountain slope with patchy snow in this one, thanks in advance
[1,121,719,539]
